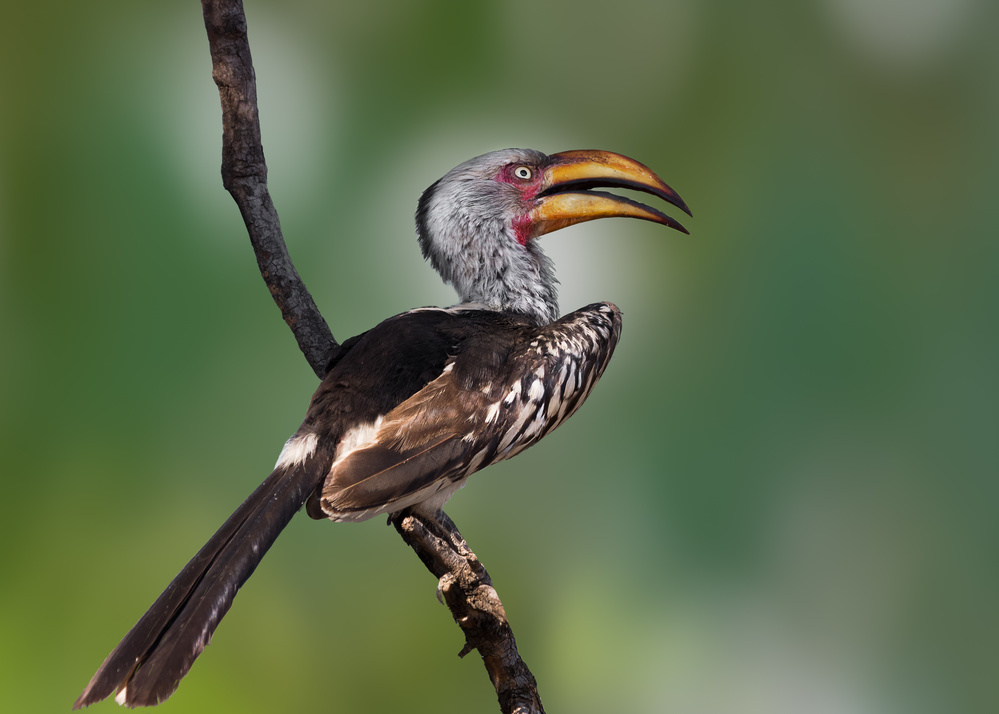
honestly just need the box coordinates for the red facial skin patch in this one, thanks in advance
[496,163,546,246]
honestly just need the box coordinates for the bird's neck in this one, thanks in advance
[417,191,560,324]
[449,228,559,325]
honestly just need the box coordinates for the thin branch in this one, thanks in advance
[201,0,337,377]
[199,0,545,711]
[392,511,546,714]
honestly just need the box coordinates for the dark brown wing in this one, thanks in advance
[318,302,623,521]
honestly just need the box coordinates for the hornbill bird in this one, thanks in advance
[74,148,690,708]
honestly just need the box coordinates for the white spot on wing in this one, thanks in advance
[333,416,385,464]
[548,361,571,418]
[466,446,491,475]
[505,442,532,459]
[497,403,538,453]
[115,687,128,706]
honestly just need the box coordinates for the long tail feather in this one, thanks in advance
[74,461,323,708]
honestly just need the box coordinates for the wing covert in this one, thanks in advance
[317,303,622,522]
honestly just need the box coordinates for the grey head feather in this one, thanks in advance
[416,149,560,326]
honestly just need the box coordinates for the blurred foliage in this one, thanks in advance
[1,1,996,713]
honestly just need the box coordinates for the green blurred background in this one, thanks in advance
[1,1,996,712]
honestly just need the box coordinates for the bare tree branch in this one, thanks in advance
[201,0,337,377]
[199,1,545,711]
[393,511,546,714]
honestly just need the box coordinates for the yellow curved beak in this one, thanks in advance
[528,149,690,240]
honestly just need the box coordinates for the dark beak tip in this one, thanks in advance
[655,211,689,235]
[666,190,693,218]
[667,218,690,235]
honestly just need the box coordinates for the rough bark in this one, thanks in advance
[199,1,545,711]
[392,511,546,714]
[202,0,337,377]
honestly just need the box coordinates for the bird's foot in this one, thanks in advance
[424,510,472,555]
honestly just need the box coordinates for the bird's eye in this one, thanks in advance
[513,166,533,180]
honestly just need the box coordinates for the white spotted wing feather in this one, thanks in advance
[318,303,622,521]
